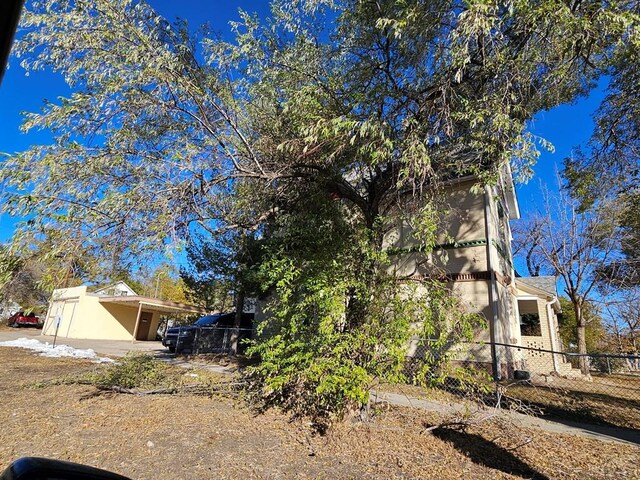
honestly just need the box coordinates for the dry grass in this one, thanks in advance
[380,372,640,431]
[0,347,638,479]
[503,373,640,430]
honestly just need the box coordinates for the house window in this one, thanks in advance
[520,313,541,336]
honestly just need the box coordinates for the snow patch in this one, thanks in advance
[0,337,114,363]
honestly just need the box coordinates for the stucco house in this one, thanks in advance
[42,281,209,341]
[386,166,570,378]
[40,167,567,376]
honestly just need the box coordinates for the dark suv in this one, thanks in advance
[162,312,254,354]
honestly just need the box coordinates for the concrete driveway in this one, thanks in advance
[0,327,165,357]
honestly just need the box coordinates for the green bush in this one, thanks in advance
[90,353,179,390]
[244,223,486,430]
[240,190,487,431]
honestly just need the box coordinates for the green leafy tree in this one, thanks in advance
[180,241,234,313]
[245,185,485,427]
[557,297,605,353]
[1,0,639,420]
[142,271,185,307]
[180,232,262,354]
[3,0,636,255]
[564,32,640,287]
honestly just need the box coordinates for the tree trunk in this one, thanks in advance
[229,289,244,356]
[344,226,382,332]
[574,300,590,376]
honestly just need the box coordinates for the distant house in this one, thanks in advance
[92,281,138,297]
[42,282,209,341]
[0,299,21,320]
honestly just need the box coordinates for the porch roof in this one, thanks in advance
[515,277,561,312]
[517,276,557,297]
[98,295,210,315]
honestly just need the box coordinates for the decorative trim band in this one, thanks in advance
[405,271,516,287]
[406,271,491,283]
[386,238,488,256]
[447,271,492,282]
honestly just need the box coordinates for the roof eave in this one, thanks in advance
[98,295,210,315]
[503,163,521,220]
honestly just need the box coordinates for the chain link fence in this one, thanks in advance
[408,339,640,429]
[174,326,255,355]
[171,330,639,428]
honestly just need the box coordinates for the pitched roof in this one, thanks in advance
[92,281,138,296]
[517,276,557,297]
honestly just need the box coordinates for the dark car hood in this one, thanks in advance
[166,325,197,335]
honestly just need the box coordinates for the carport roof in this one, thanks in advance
[98,295,210,315]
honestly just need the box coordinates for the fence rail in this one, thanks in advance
[410,339,640,375]
[408,339,640,429]
[174,326,255,355]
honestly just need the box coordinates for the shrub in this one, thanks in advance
[90,353,179,390]
[244,253,486,431]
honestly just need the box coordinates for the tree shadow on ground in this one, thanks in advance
[431,428,549,480]
[503,382,640,432]
[517,383,640,413]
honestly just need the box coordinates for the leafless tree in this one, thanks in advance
[512,217,545,277]
[601,288,640,371]
[0,257,49,313]
[514,187,623,375]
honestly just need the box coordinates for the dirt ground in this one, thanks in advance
[1,348,639,480]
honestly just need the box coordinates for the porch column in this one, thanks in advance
[132,302,143,343]
[546,300,560,372]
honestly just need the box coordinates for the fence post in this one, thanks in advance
[223,327,229,353]
[193,328,200,355]
[606,356,611,375]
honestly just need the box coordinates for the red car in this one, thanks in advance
[7,312,43,328]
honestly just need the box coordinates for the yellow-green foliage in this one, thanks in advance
[244,190,486,430]
[90,353,179,390]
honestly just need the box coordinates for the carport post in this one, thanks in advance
[132,302,143,343]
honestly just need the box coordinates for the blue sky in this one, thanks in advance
[516,88,604,215]
[0,1,605,257]
[0,0,271,244]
